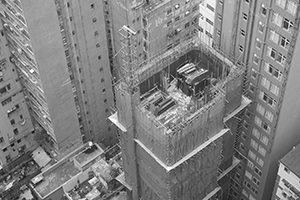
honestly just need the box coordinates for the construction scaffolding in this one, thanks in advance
[113,23,246,200]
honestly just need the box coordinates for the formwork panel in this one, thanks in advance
[225,71,243,115]
[136,143,169,199]
[169,137,223,200]
[168,94,224,165]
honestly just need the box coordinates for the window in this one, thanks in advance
[13,128,18,135]
[96,43,100,48]
[276,0,286,8]
[254,167,262,176]
[244,180,251,189]
[98,55,101,60]
[248,150,257,160]
[245,0,250,3]
[256,157,264,167]
[249,83,255,92]
[167,20,172,27]
[1,97,12,106]
[262,121,271,133]
[260,135,269,146]
[175,4,180,10]
[206,18,214,26]
[250,139,259,150]
[245,171,253,180]
[207,4,214,12]
[283,18,293,32]
[206,31,213,38]
[184,22,189,28]
[220,0,224,5]
[265,110,274,122]
[247,160,254,169]
[287,1,297,15]
[257,104,265,115]
[276,53,286,66]
[261,76,270,89]
[218,14,222,21]
[270,83,280,96]
[242,131,247,140]
[91,3,94,10]
[259,91,277,109]
[175,16,180,21]
[253,54,259,64]
[10,119,15,125]
[254,116,262,127]
[245,109,251,117]
[240,143,245,151]
[280,36,290,49]
[236,172,241,179]
[258,21,265,33]
[252,128,261,139]
[166,8,172,16]
[255,38,262,49]
[239,45,244,52]
[243,13,248,20]
[261,4,267,15]
[258,145,266,156]
[264,62,283,81]
[251,68,258,79]
[266,46,276,59]
[94,31,98,36]
[101,78,105,83]
[92,18,97,23]
[241,29,246,36]
[192,5,198,12]
[6,155,11,162]
[0,137,3,143]
[269,29,279,44]
[251,186,258,195]
[284,167,290,173]
[272,12,283,27]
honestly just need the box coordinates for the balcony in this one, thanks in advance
[9,46,37,71]
[0,3,26,28]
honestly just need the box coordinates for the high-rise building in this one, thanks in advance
[271,143,300,200]
[108,0,250,199]
[211,0,300,199]
[0,0,117,159]
[0,23,34,167]
[198,0,216,46]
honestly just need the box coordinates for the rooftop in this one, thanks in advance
[138,62,219,131]
[34,160,80,198]
[281,143,300,177]
[74,144,104,166]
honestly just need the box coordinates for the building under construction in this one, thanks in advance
[108,1,251,199]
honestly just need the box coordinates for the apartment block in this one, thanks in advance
[212,0,300,199]
[198,0,216,46]
[108,1,251,199]
[0,21,34,167]
[0,0,118,158]
[271,143,300,200]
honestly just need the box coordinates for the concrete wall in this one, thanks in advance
[71,0,117,146]
[21,0,82,154]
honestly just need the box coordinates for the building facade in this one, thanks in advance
[198,0,216,46]
[210,0,300,199]
[0,0,117,159]
[0,21,34,167]
[271,144,300,200]
[108,0,251,199]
